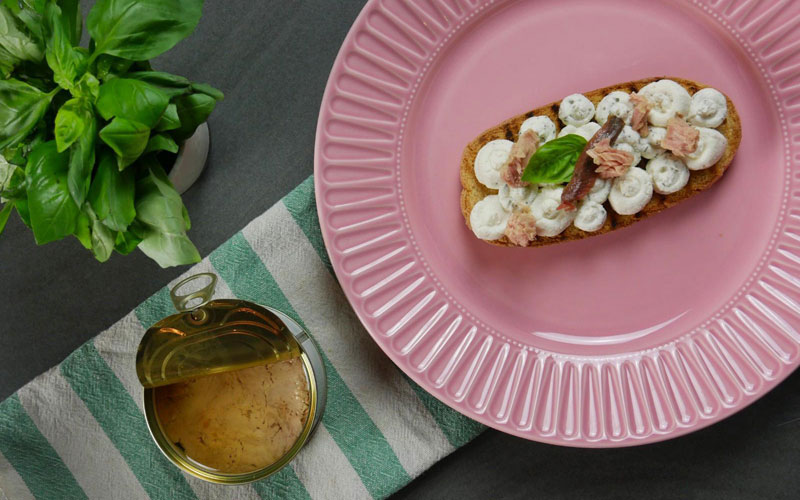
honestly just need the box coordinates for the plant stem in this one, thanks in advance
[87,50,101,68]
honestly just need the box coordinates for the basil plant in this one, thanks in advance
[0,0,222,267]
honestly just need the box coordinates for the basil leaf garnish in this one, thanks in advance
[521,134,587,185]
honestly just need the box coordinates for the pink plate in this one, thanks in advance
[314,0,800,446]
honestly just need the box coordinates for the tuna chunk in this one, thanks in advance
[500,129,539,188]
[587,138,635,179]
[661,117,699,158]
[504,211,537,246]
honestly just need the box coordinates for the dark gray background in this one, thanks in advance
[2,1,800,498]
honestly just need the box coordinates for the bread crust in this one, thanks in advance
[460,76,742,247]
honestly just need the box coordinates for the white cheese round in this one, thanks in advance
[498,184,538,211]
[638,141,662,160]
[530,187,576,237]
[469,195,510,240]
[609,167,653,215]
[578,122,601,140]
[639,126,666,159]
[646,126,667,146]
[474,139,513,189]
[558,122,600,141]
[638,79,692,126]
[684,127,727,171]
[519,116,556,143]
[615,125,641,148]
[558,125,578,139]
[595,91,633,125]
[574,200,607,232]
[615,125,661,160]
[587,177,611,204]
[688,88,727,128]
[646,153,690,194]
[558,93,595,127]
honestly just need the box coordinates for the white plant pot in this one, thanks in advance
[168,122,209,194]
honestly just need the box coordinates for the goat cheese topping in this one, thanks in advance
[470,195,510,240]
[558,93,596,127]
[688,88,727,128]
[646,153,690,194]
[520,116,557,143]
[609,167,653,215]
[474,139,513,189]
[638,79,692,126]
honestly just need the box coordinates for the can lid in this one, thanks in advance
[136,273,302,388]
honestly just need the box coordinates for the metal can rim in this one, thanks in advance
[142,304,326,485]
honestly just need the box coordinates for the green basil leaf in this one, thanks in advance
[73,71,100,101]
[87,0,203,61]
[0,162,26,200]
[21,0,46,15]
[4,146,24,165]
[96,78,169,128]
[0,201,12,235]
[90,215,114,261]
[43,1,86,89]
[1,0,21,15]
[172,92,215,142]
[94,53,131,80]
[113,219,142,254]
[17,74,57,93]
[521,134,588,185]
[15,197,30,226]
[0,163,28,201]
[0,78,55,150]
[56,0,81,45]
[144,133,178,154]
[142,157,192,231]
[25,140,79,243]
[3,126,46,169]
[190,82,223,101]
[134,162,199,267]
[66,109,96,206]
[54,97,91,152]
[154,103,180,131]
[0,153,14,191]
[181,202,190,230]
[0,44,19,77]
[4,144,24,165]
[0,4,43,61]
[141,157,178,199]
[73,207,90,249]
[87,150,135,231]
[127,71,190,98]
[3,0,44,46]
[98,117,149,170]
[6,125,46,168]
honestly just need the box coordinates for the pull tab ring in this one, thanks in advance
[170,273,218,312]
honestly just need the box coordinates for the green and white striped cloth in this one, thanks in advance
[0,177,484,500]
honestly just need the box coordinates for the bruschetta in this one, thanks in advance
[460,77,742,247]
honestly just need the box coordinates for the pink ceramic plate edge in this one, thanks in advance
[314,0,800,447]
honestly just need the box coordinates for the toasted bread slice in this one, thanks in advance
[460,76,742,247]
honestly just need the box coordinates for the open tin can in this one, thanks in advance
[136,273,326,484]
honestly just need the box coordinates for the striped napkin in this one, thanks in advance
[0,177,484,500]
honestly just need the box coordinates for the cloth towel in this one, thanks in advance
[0,177,484,500]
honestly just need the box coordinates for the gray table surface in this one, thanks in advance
[3,1,800,499]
